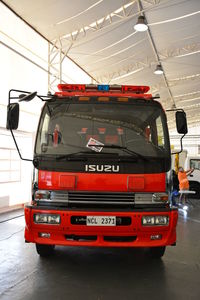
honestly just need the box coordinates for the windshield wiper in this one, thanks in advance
[88,144,147,160]
[56,151,91,161]
[56,150,122,160]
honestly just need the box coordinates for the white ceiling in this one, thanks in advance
[2,0,200,128]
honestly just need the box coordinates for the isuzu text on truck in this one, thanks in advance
[6,84,188,258]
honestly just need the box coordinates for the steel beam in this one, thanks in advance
[48,41,64,92]
[51,0,166,47]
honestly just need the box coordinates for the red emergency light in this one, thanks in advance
[121,85,150,94]
[57,84,86,92]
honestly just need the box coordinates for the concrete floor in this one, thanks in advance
[0,202,200,300]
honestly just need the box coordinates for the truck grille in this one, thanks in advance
[68,192,135,208]
[45,191,135,209]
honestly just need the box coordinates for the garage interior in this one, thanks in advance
[0,0,200,299]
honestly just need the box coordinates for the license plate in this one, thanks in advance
[86,216,116,226]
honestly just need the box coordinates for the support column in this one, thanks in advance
[48,41,65,93]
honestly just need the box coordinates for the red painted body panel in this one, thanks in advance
[38,171,166,192]
[24,207,178,247]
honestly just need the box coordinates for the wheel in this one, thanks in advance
[36,244,55,257]
[149,246,166,259]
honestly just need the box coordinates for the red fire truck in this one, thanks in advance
[6,84,187,258]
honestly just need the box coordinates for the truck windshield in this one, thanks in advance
[35,97,170,159]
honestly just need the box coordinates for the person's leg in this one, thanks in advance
[184,189,189,205]
[179,191,183,205]
[171,190,178,206]
[182,194,186,205]
[171,194,175,206]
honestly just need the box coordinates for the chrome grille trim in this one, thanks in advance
[49,191,135,208]
[51,191,69,201]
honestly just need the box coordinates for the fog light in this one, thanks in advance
[39,232,51,238]
[151,234,162,240]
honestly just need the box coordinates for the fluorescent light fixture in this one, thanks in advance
[154,64,163,75]
[134,16,148,32]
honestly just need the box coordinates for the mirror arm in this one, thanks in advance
[8,89,11,106]
[9,125,32,162]
[8,89,55,105]
[171,133,186,155]
[166,108,184,112]
[9,89,34,105]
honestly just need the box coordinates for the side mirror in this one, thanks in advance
[176,111,188,134]
[6,103,19,130]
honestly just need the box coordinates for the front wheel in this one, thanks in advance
[36,244,55,257]
[149,246,166,259]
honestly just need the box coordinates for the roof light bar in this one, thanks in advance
[57,84,150,94]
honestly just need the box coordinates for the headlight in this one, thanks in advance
[34,214,61,224]
[35,214,48,223]
[142,216,155,225]
[34,190,50,200]
[142,215,169,226]
[48,215,61,224]
[155,216,168,225]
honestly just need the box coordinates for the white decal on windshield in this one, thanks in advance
[86,137,104,152]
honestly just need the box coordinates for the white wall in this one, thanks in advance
[0,2,91,209]
[169,125,200,155]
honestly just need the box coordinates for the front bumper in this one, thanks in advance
[24,206,178,248]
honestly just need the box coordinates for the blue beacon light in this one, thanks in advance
[97,85,110,91]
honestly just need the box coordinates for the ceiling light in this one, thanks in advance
[154,64,163,75]
[134,16,148,32]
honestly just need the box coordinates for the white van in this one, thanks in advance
[185,155,200,198]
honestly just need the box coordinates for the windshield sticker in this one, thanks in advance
[86,137,104,152]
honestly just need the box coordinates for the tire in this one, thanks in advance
[36,244,55,257]
[149,246,166,259]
